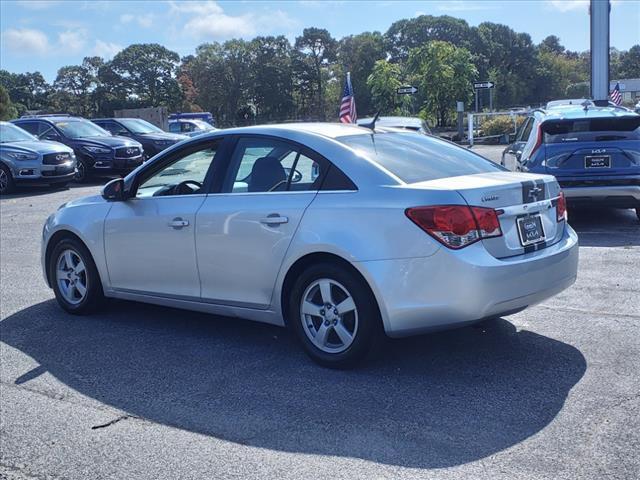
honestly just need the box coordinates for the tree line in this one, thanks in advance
[1,14,639,127]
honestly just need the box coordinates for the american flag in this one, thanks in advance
[610,82,622,105]
[339,72,357,124]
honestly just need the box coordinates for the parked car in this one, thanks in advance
[357,116,432,135]
[12,115,144,182]
[502,105,640,221]
[91,117,187,160]
[42,123,578,367]
[168,119,217,137]
[0,121,76,195]
[169,112,215,125]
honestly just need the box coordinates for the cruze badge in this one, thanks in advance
[528,186,543,200]
[481,194,499,202]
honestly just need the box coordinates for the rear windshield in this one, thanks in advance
[337,132,504,183]
[543,116,640,143]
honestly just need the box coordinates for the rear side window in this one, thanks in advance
[337,132,504,184]
[543,116,640,143]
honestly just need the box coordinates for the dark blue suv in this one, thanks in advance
[12,115,144,182]
[91,118,186,161]
[503,106,640,221]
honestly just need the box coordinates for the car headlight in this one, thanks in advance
[7,152,39,161]
[83,145,111,154]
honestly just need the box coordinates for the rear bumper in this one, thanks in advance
[562,185,640,207]
[357,225,579,337]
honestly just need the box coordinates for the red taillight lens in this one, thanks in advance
[530,125,543,156]
[406,205,502,249]
[556,191,567,222]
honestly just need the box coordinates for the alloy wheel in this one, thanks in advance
[55,249,88,305]
[74,161,86,181]
[0,169,8,193]
[300,278,359,354]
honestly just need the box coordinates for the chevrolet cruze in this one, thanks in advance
[42,123,579,368]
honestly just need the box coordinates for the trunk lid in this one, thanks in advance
[542,116,640,177]
[413,172,563,258]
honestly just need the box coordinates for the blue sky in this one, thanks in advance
[1,0,639,81]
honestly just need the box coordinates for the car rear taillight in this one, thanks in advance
[556,191,567,222]
[405,205,502,249]
[530,124,543,156]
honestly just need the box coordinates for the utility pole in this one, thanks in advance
[590,0,610,105]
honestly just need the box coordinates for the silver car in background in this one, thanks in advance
[41,123,579,368]
[0,121,76,195]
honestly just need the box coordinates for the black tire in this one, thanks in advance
[0,163,15,195]
[288,262,382,369]
[48,237,104,315]
[74,159,90,183]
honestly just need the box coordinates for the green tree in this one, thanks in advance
[407,41,476,126]
[295,28,337,120]
[337,31,386,116]
[108,43,183,110]
[367,60,404,115]
[250,36,294,122]
[619,45,640,78]
[385,15,473,62]
[0,85,18,120]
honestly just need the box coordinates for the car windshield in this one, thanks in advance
[118,118,163,134]
[54,120,110,139]
[337,132,504,183]
[0,123,37,143]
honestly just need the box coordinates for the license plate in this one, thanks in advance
[517,215,546,247]
[585,155,610,168]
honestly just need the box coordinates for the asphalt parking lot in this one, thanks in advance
[1,149,639,479]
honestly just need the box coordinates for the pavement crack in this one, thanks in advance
[91,414,137,430]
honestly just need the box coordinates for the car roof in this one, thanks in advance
[16,116,84,123]
[546,99,593,108]
[535,106,640,122]
[358,116,423,127]
[210,122,375,139]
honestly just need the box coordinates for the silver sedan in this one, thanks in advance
[41,123,579,368]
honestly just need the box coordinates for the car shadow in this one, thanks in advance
[0,180,104,200]
[1,299,586,469]
[568,206,639,247]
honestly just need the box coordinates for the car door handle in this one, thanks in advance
[169,217,189,229]
[260,215,288,226]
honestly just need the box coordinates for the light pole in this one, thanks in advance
[590,0,610,105]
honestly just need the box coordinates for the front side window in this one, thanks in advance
[337,132,504,184]
[226,137,324,193]
[168,123,180,133]
[136,141,220,198]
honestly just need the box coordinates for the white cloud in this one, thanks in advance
[57,30,87,54]
[93,39,122,59]
[1,28,49,55]
[546,0,589,12]
[120,13,154,28]
[170,1,297,40]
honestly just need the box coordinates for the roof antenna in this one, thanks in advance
[360,111,381,131]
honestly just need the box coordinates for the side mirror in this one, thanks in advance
[101,178,126,201]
